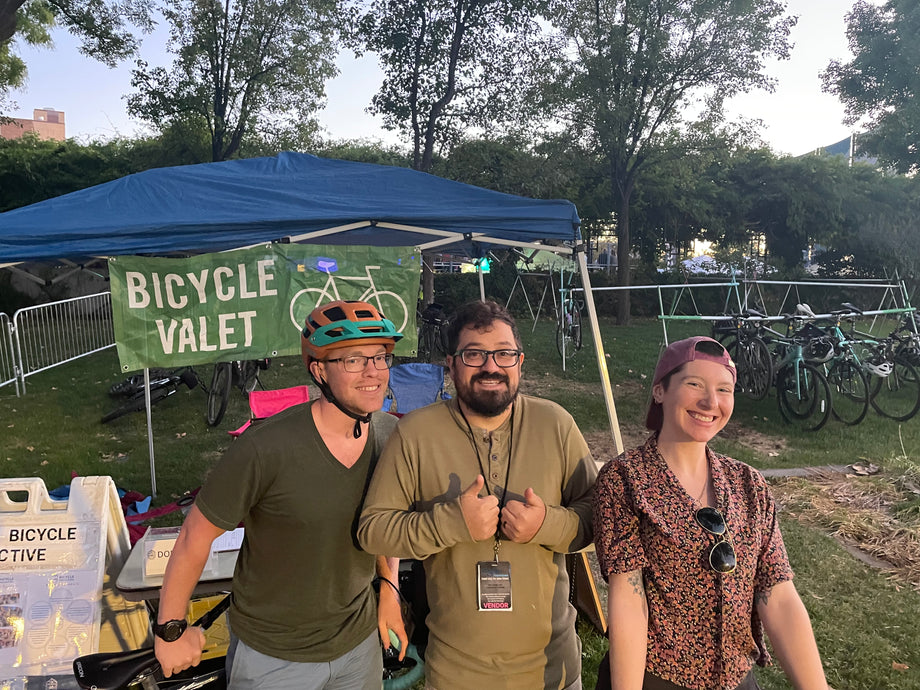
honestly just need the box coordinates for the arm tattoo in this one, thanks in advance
[627,571,645,597]
[755,587,772,607]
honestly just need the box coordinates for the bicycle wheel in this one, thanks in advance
[101,387,172,423]
[869,356,920,422]
[238,360,260,393]
[417,321,434,362]
[555,307,582,358]
[776,362,832,431]
[207,362,232,426]
[743,337,773,401]
[827,359,870,426]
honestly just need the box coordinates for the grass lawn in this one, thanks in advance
[1,316,919,688]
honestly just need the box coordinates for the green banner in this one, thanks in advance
[110,245,421,372]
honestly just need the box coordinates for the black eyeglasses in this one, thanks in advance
[694,507,736,574]
[453,349,522,368]
[323,353,394,372]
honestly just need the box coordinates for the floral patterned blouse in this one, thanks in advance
[593,436,794,690]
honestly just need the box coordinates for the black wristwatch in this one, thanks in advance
[154,619,188,642]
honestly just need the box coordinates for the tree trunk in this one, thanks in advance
[422,256,434,306]
[616,192,632,325]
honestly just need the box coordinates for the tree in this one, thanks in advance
[540,0,794,323]
[822,0,920,174]
[346,0,547,303]
[1,0,153,113]
[127,0,338,162]
[346,0,546,174]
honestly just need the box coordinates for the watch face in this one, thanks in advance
[156,619,187,642]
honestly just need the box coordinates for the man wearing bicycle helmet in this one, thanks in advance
[358,299,597,689]
[154,300,408,690]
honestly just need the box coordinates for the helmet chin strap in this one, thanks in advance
[310,370,372,439]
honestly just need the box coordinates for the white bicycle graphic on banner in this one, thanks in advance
[289,259,410,334]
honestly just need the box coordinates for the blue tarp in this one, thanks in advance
[0,151,580,263]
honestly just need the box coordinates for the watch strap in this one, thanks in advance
[154,618,188,642]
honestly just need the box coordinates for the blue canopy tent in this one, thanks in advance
[0,152,624,484]
[0,152,580,262]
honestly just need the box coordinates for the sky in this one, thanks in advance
[8,0,860,157]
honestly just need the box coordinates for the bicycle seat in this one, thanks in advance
[73,647,159,690]
[742,308,767,319]
[841,302,863,314]
[795,303,817,318]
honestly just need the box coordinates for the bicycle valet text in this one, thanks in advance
[125,261,277,354]
[1,526,78,563]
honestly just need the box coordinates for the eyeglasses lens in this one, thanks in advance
[340,354,394,372]
[458,350,520,368]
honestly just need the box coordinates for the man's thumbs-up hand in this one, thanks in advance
[459,475,500,541]
[500,487,546,544]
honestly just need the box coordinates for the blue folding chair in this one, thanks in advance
[383,363,450,415]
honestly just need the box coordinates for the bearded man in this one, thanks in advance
[358,299,597,690]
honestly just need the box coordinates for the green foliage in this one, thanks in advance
[0,130,212,212]
[822,0,920,174]
[1,0,154,111]
[345,0,547,172]
[127,0,338,162]
[538,0,795,321]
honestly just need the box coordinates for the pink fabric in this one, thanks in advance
[229,385,311,436]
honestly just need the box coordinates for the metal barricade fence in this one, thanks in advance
[0,312,18,394]
[13,292,115,392]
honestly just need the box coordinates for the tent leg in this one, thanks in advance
[576,249,623,454]
[478,264,486,301]
[143,368,157,497]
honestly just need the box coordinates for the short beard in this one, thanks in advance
[456,372,518,417]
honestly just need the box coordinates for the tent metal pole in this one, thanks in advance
[575,248,623,454]
[143,368,157,497]
[478,263,486,301]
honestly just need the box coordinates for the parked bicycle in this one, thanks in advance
[710,309,773,400]
[102,368,201,424]
[771,316,833,431]
[556,287,583,359]
[416,302,451,363]
[206,359,270,427]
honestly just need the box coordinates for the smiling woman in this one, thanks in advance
[592,336,830,690]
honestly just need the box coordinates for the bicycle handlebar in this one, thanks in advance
[73,595,231,690]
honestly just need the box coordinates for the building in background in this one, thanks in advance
[0,108,65,141]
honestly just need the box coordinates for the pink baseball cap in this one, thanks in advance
[652,336,736,386]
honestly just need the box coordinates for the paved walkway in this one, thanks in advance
[759,464,850,478]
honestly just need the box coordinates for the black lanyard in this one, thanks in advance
[457,403,515,552]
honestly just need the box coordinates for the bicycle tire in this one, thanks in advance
[827,358,870,426]
[869,356,920,422]
[555,306,582,359]
[101,386,172,423]
[417,321,434,363]
[207,363,232,426]
[238,360,260,393]
[743,336,773,401]
[776,362,831,431]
